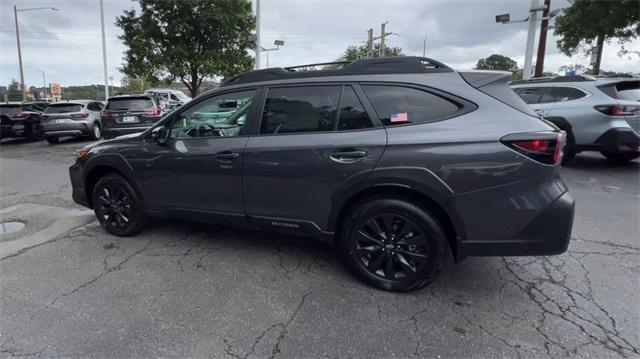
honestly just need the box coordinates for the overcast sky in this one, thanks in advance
[1,0,638,88]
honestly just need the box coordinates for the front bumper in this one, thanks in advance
[458,191,575,258]
[576,128,640,153]
[70,163,89,207]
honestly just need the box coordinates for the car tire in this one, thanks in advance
[601,151,640,163]
[90,123,101,140]
[561,131,576,165]
[338,197,446,292]
[46,136,59,144]
[92,173,146,236]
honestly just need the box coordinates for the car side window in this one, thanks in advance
[362,85,459,125]
[537,87,556,103]
[515,87,546,104]
[260,86,340,134]
[87,103,99,111]
[169,89,256,139]
[553,87,586,102]
[337,86,373,131]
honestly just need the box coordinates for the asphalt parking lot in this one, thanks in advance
[0,137,638,358]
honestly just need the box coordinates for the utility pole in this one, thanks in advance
[30,66,47,100]
[255,0,261,69]
[379,22,387,57]
[13,6,26,101]
[422,31,427,57]
[367,28,373,58]
[534,0,550,77]
[523,0,540,80]
[99,0,109,100]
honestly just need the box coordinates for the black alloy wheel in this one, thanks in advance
[353,214,428,281]
[92,173,146,236]
[340,197,446,292]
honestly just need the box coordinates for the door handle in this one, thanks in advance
[214,151,239,161]
[330,149,367,162]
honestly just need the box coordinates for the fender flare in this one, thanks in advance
[82,153,145,206]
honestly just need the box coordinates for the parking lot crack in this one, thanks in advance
[28,240,153,321]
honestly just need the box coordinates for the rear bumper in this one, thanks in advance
[458,191,575,258]
[43,122,91,138]
[103,126,150,139]
[70,163,90,207]
[576,128,640,153]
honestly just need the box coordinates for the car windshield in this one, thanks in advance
[0,105,22,115]
[106,97,154,111]
[45,104,83,113]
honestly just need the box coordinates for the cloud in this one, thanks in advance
[1,0,638,89]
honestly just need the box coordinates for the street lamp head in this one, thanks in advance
[274,40,284,47]
[548,8,562,18]
[51,7,59,11]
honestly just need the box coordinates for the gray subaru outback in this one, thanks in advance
[69,57,574,291]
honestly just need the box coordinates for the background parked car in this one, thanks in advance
[144,88,191,112]
[101,94,165,139]
[41,100,105,144]
[511,76,640,163]
[0,101,49,141]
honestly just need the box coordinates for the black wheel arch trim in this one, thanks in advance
[328,166,465,249]
[82,153,145,208]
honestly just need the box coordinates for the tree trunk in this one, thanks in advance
[534,0,551,77]
[593,35,604,75]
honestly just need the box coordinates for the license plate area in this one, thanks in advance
[122,116,138,123]
[55,119,66,124]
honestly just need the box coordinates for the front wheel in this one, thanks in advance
[339,197,446,292]
[92,173,146,236]
[601,151,640,163]
[46,136,59,144]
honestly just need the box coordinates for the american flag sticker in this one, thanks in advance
[390,112,409,123]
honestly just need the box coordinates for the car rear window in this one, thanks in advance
[598,80,640,101]
[106,97,154,111]
[362,85,459,125]
[45,104,83,113]
[0,105,22,116]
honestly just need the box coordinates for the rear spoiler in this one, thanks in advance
[458,71,511,88]
[596,79,639,100]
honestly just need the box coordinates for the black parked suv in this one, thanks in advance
[69,57,575,291]
[0,101,49,141]
[101,94,164,139]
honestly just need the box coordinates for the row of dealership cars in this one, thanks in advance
[1,75,639,164]
[0,88,191,143]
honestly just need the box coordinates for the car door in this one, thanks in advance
[132,88,259,215]
[243,84,386,230]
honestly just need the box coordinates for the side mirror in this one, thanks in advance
[151,126,167,144]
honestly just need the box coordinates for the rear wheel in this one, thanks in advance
[339,197,446,292]
[90,123,101,140]
[601,151,640,163]
[92,173,146,236]
[46,136,59,144]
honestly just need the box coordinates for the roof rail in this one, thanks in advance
[510,75,597,85]
[221,56,453,87]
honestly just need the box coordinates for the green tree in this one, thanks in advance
[554,0,640,74]
[120,76,156,92]
[116,0,255,96]
[475,54,519,72]
[7,79,22,102]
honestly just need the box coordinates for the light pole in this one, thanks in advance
[495,1,549,80]
[422,31,427,57]
[261,40,284,68]
[254,0,261,69]
[29,65,47,101]
[99,0,110,100]
[13,6,58,101]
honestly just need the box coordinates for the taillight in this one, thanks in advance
[71,112,89,119]
[101,111,112,120]
[501,132,565,165]
[10,112,29,120]
[594,104,640,116]
[145,106,162,117]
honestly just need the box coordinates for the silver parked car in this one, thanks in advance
[41,100,105,144]
[511,76,640,163]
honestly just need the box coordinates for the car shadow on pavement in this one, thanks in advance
[566,153,639,171]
